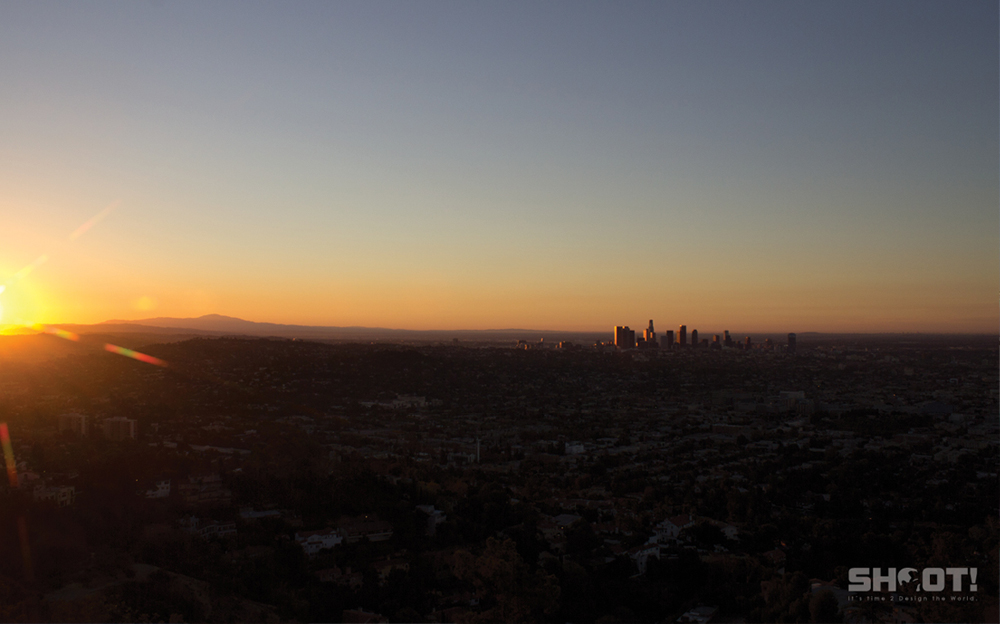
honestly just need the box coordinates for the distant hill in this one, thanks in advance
[64,322,224,336]
[94,315,606,344]
[100,314,380,337]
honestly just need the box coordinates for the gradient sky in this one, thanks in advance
[0,1,996,333]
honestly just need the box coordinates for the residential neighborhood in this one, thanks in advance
[0,333,995,622]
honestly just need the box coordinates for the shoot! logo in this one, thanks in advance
[849,567,978,594]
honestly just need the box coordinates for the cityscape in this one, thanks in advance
[0,322,995,622]
[0,1,996,623]
[609,322,796,353]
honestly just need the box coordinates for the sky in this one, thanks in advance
[0,1,996,333]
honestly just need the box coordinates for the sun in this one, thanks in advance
[0,278,53,332]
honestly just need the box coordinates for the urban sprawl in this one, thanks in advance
[0,329,995,623]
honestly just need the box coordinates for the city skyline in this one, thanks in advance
[614,321,798,349]
[0,2,997,334]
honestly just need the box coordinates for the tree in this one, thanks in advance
[454,537,560,622]
[808,590,841,623]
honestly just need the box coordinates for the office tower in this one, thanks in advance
[787,333,797,354]
[691,329,698,347]
[663,330,674,349]
[643,320,656,347]
[614,326,635,349]
[58,413,88,437]
[678,325,687,346]
[713,335,720,344]
[103,417,137,441]
[723,330,732,347]
[745,336,752,348]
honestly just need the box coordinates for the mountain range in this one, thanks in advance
[72,314,606,343]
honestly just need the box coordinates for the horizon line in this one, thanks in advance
[15,315,1000,338]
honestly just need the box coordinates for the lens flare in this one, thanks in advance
[69,201,119,241]
[1,424,33,582]
[33,324,80,341]
[1,423,17,488]
[22,325,166,366]
[10,255,48,284]
[104,343,167,367]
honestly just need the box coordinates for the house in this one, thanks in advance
[628,543,659,575]
[180,516,237,539]
[705,518,739,541]
[677,605,718,623]
[33,484,75,507]
[295,528,343,555]
[417,505,447,536]
[655,514,695,541]
[145,479,171,499]
[553,513,582,528]
[198,520,237,538]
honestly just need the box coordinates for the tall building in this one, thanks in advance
[723,331,732,347]
[58,413,88,437]
[643,320,656,347]
[787,333,797,354]
[103,417,137,441]
[614,326,635,349]
[745,336,752,348]
[691,329,698,347]
[663,330,674,349]
[678,325,687,346]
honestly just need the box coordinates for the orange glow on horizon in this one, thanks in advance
[1,212,994,336]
